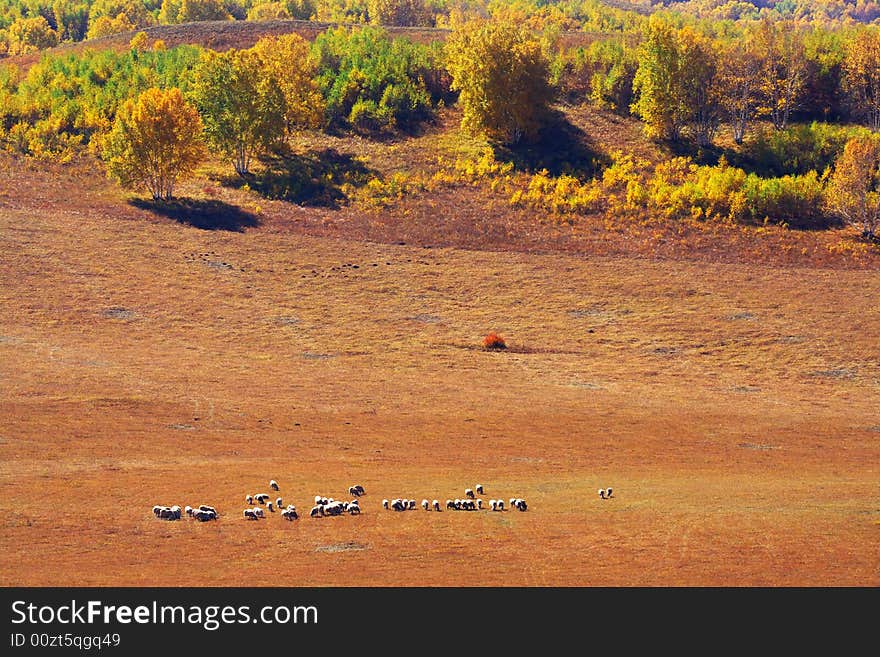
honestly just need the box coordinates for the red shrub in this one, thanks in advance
[483,332,507,350]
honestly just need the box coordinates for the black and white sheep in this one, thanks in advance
[309,505,324,518]
[349,485,365,496]
[193,509,217,521]
[475,484,484,495]
[270,480,279,491]
[598,488,606,499]
[433,500,441,511]
[243,509,259,520]
[282,507,299,520]
[465,488,475,499]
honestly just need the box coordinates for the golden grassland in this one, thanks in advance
[0,103,878,586]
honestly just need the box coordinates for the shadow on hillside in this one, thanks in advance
[216,147,377,209]
[130,198,260,232]
[493,109,612,179]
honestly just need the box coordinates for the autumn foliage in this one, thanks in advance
[101,87,206,201]
[483,332,507,350]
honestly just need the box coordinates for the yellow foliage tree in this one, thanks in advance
[445,19,554,145]
[249,34,325,135]
[102,87,207,201]
[6,16,59,56]
[159,0,232,24]
[717,38,761,145]
[751,19,807,131]
[825,135,880,239]
[87,13,136,40]
[842,27,880,132]
[246,2,291,20]
[367,0,428,27]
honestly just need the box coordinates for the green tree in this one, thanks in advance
[191,48,285,175]
[445,18,554,145]
[102,87,206,201]
[631,16,688,142]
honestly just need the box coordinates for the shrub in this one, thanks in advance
[483,332,507,350]
[312,26,439,132]
[739,122,873,177]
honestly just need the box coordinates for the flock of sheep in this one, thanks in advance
[151,480,548,523]
[152,504,217,521]
[382,484,528,513]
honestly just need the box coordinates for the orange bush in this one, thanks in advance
[483,332,507,350]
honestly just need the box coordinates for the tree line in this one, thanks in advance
[0,15,878,238]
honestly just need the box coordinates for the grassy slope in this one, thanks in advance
[0,47,878,586]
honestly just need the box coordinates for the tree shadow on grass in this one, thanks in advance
[215,147,378,209]
[130,198,260,232]
[492,108,612,180]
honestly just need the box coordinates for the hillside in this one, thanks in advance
[2,18,620,72]
[1,13,878,589]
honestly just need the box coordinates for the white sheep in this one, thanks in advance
[606,487,614,498]
[476,499,483,510]
[512,498,528,511]
[348,504,361,515]
[433,500,440,511]
[254,493,270,504]
[598,488,606,499]
[246,495,253,505]
[198,505,216,515]
[275,497,283,509]
[310,505,324,518]
[475,484,484,494]
[349,485,365,496]
[193,509,216,521]
[408,499,416,510]
[185,505,193,516]
[391,499,406,511]
[270,480,279,491]
[421,499,429,510]
[489,500,497,511]
[446,499,454,510]
[243,509,258,520]
[267,502,275,512]
[282,508,298,520]
[382,499,389,509]
[252,507,265,518]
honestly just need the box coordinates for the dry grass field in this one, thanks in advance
[1,102,879,587]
